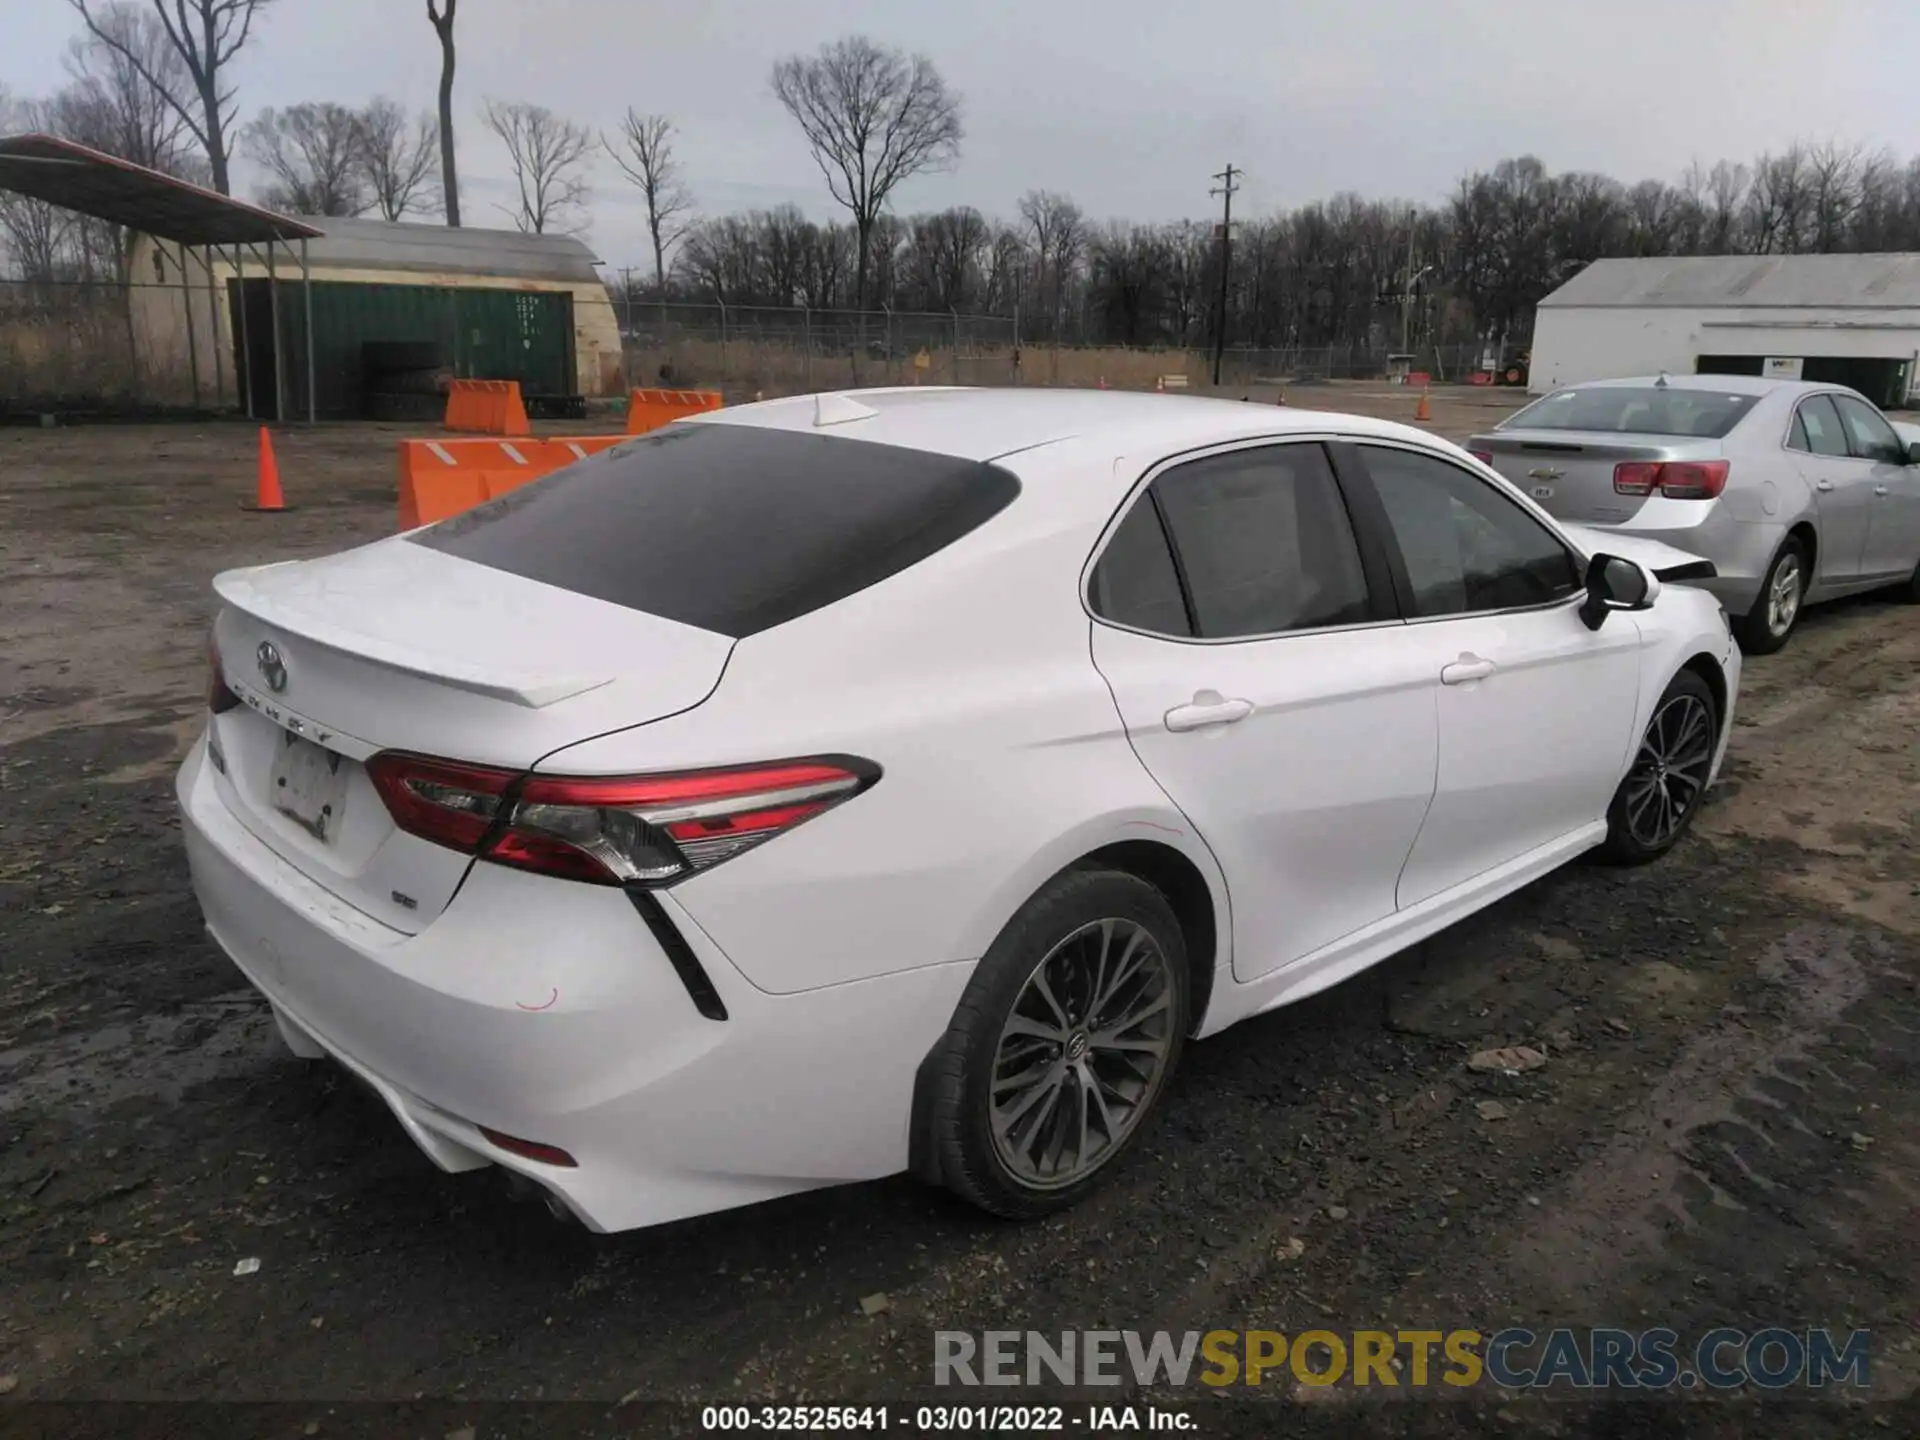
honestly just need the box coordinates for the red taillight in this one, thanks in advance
[367,752,878,887]
[1468,449,1494,465]
[1614,459,1729,500]
[366,753,512,851]
[208,642,241,714]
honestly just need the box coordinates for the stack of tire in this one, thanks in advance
[362,342,451,423]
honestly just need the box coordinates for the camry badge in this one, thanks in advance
[256,641,288,693]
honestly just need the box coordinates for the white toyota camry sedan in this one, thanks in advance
[178,387,1740,1233]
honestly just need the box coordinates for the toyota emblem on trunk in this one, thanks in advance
[256,641,288,693]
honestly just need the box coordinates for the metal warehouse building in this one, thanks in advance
[0,133,623,419]
[130,217,624,420]
[1529,254,1920,409]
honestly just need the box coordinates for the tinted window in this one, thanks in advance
[411,424,1021,638]
[1149,444,1370,639]
[1832,394,1906,463]
[1787,410,1812,452]
[1360,445,1582,616]
[1505,386,1757,438]
[1796,395,1850,458]
[1089,499,1191,636]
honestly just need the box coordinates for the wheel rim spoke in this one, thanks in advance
[1625,693,1714,846]
[989,917,1176,1190]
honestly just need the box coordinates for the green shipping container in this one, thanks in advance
[232,279,575,420]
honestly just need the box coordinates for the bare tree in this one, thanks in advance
[605,110,693,291]
[356,98,441,221]
[1806,141,1864,253]
[769,35,963,312]
[482,100,592,234]
[426,0,460,225]
[59,4,197,176]
[243,103,368,215]
[1019,190,1084,342]
[67,0,276,195]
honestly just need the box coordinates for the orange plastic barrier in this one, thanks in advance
[625,387,723,435]
[444,379,532,436]
[397,436,626,529]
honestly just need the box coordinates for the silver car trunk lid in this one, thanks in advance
[1470,430,1724,524]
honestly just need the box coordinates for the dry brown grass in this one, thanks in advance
[621,337,1208,398]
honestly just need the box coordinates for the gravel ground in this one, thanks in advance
[1,387,1916,1438]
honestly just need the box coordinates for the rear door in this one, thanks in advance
[1345,441,1644,907]
[1088,439,1439,983]
[1831,393,1920,582]
[1787,394,1873,584]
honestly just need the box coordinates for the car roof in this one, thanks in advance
[1547,374,1835,398]
[688,385,1449,466]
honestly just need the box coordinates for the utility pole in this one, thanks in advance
[1210,163,1240,387]
[1400,209,1417,355]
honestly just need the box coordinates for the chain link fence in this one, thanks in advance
[3,276,1507,413]
[0,276,226,414]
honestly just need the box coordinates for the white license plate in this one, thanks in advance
[1531,485,1555,500]
[271,733,349,843]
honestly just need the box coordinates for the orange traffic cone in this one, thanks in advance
[1414,388,1433,423]
[1098,376,1107,390]
[1276,391,1287,406]
[242,426,294,512]
[1155,375,1165,393]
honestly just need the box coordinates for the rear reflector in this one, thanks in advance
[478,1127,578,1168]
[1614,459,1729,500]
[367,752,880,887]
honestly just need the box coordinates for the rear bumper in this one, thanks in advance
[1582,506,1783,615]
[176,737,973,1233]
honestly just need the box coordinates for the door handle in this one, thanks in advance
[1441,654,1496,686]
[1815,479,1835,492]
[1164,692,1255,732]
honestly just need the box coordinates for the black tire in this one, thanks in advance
[1596,668,1719,866]
[1894,559,1920,605]
[925,868,1190,1219]
[1733,538,1808,654]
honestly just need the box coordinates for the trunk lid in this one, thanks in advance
[1469,430,1725,524]
[206,537,735,931]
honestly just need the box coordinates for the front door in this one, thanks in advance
[1788,394,1875,585]
[1831,393,1920,582]
[1346,442,1644,906]
[1087,440,1439,983]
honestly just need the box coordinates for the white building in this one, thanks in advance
[1529,254,1920,409]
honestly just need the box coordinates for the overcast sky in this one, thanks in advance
[6,0,1919,269]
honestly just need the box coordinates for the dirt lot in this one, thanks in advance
[2,383,1918,1437]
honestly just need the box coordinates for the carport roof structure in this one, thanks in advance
[0,133,321,245]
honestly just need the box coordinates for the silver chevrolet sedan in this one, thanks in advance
[1469,374,1920,653]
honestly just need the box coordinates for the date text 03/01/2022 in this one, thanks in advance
[700,1405,1196,1432]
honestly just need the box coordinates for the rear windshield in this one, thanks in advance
[1503,387,1759,439]
[412,423,1021,637]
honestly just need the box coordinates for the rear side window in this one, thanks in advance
[412,424,1021,637]
[1089,499,1191,636]
[1148,443,1371,639]
[1795,395,1850,457]
[1506,387,1757,438]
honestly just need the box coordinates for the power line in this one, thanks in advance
[1209,163,1240,387]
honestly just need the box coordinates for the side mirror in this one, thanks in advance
[1579,553,1657,631]
[1907,440,1920,466]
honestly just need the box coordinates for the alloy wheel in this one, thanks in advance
[1623,692,1715,849]
[1767,554,1803,637]
[989,918,1176,1190]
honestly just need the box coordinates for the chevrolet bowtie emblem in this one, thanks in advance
[1528,466,1565,482]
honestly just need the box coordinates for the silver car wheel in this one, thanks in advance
[989,918,1175,1190]
[1767,553,1803,637]
[1623,692,1715,849]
